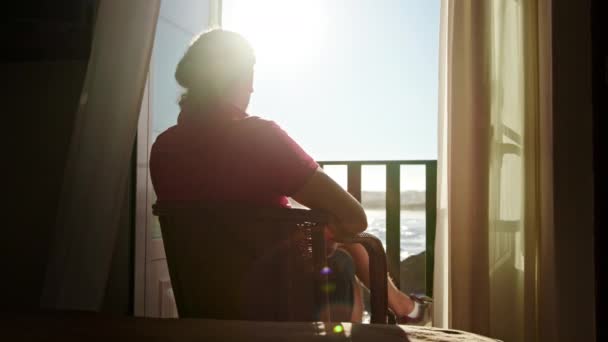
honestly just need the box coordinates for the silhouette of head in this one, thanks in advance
[176,29,255,113]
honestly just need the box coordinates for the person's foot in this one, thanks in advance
[396,294,432,325]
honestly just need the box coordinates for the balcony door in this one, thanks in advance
[135,0,216,317]
[135,0,440,318]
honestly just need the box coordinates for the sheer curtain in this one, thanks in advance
[41,0,160,311]
[434,0,556,341]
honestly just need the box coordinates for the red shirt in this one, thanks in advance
[149,106,319,207]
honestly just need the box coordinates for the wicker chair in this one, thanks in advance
[153,201,389,323]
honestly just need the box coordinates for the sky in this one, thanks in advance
[150,0,441,192]
[222,0,441,191]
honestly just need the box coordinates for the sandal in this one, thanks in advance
[395,294,433,325]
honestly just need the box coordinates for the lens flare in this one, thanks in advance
[321,282,336,293]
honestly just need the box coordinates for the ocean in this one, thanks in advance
[364,209,427,261]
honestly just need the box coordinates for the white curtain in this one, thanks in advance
[41,0,160,311]
[434,0,556,341]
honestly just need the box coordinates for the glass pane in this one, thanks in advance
[151,20,195,138]
[149,188,163,239]
[149,6,205,239]
[399,165,427,294]
[152,217,163,240]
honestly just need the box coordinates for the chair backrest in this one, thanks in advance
[152,202,330,322]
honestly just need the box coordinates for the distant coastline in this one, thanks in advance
[289,190,427,210]
[361,191,426,210]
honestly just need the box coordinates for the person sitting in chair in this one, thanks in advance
[149,29,430,324]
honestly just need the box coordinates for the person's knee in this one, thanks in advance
[326,249,356,304]
[328,248,356,280]
[323,249,357,321]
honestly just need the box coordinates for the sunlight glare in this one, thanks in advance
[223,0,328,72]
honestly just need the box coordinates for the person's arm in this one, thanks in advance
[292,167,417,319]
[248,120,367,235]
[291,167,367,237]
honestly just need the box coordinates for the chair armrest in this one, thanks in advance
[335,233,388,324]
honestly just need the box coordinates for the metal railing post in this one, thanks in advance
[347,163,362,202]
[317,160,437,298]
[386,163,401,288]
[425,162,437,297]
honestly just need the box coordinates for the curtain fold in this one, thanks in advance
[434,1,554,340]
[436,0,492,333]
[41,0,160,311]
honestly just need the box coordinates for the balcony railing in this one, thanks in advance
[317,160,437,296]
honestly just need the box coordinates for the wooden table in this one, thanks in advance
[3,312,501,342]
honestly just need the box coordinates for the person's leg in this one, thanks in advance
[338,243,415,317]
[324,248,364,322]
[350,277,364,322]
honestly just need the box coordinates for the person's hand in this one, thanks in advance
[324,224,339,257]
[326,215,357,241]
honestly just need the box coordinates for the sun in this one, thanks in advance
[222,0,328,72]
